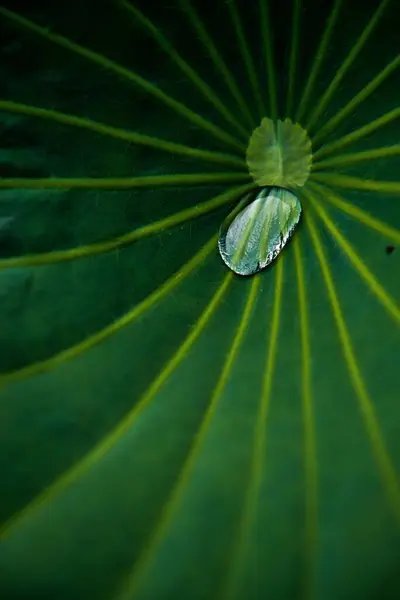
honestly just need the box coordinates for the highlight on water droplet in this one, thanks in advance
[218,186,302,276]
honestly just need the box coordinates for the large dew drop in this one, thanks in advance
[218,187,301,276]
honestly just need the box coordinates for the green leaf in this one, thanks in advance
[0,0,399,599]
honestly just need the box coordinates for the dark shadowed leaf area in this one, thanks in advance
[0,0,399,598]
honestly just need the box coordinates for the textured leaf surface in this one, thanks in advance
[0,0,399,599]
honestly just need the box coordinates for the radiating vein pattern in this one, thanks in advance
[313,108,400,160]
[286,0,301,117]
[294,234,318,600]
[0,7,244,151]
[0,0,399,598]
[0,268,233,538]
[221,258,284,600]
[307,187,400,325]
[296,0,343,122]
[114,276,261,600]
[119,0,250,138]
[309,182,400,244]
[260,0,278,120]
[178,0,255,129]
[306,208,400,523]
[226,0,264,119]
[306,0,392,132]
[0,100,247,167]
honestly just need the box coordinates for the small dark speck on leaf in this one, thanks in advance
[385,245,395,255]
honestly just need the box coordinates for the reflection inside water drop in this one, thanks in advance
[218,186,301,276]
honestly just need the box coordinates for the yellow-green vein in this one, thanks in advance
[313,107,400,160]
[259,0,278,121]
[220,257,284,600]
[113,276,261,600]
[0,100,247,168]
[286,0,301,118]
[0,233,221,389]
[294,233,318,600]
[0,7,244,151]
[306,208,400,523]
[310,173,400,196]
[0,183,253,271]
[178,0,255,129]
[0,172,251,190]
[0,268,233,538]
[308,182,400,244]
[312,145,400,171]
[296,0,343,123]
[305,187,400,325]
[119,0,250,139]
[306,0,391,132]
[312,54,400,146]
[226,0,265,119]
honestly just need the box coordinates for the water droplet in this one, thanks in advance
[218,186,301,276]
